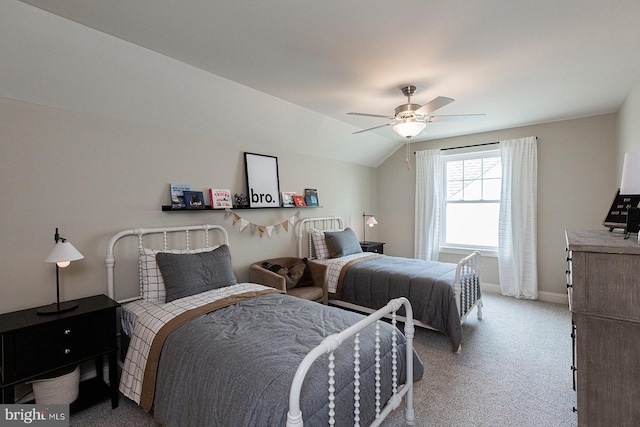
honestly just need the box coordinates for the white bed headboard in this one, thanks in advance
[295,216,344,258]
[106,224,229,303]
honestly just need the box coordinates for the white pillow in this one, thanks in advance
[310,228,336,260]
[139,246,219,302]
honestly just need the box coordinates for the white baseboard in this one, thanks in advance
[482,282,569,306]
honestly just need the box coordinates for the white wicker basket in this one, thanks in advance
[30,366,80,404]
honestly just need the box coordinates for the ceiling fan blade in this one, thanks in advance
[427,114,486,122]
[415,96,455,116]
[352,123,394,134]
[347,112,395,120]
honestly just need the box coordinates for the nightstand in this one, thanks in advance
[360,241,385,254]
[0,294,120,411]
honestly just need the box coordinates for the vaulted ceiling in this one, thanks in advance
[11,1,640,166]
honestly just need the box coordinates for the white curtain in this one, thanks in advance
[414,149,442,261]
[498,136,538,299]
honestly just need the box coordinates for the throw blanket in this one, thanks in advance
[152,293,424,426]
[337,255,465,350]
[119,283,278,405]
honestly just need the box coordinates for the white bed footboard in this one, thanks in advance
[286,297,416,427]
[454,251,483,324]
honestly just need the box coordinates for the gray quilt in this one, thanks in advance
[152,293,423,427]
[339,256,468,350]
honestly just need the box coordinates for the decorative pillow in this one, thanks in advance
[310,228,331,259]
[324,228,363,258]
[262,258,308,289]
[156,245,237,303]
[139,246,217,302]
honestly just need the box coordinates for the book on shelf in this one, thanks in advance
[293,195,307,207]
[210,189,232,209]
[281,191,297,207]
[170,183,191,209]
[183,190,205,209]
[304,188,319,206]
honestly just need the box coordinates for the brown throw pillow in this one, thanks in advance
[262,258,308,289]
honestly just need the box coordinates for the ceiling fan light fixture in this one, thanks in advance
[393,120,426,139]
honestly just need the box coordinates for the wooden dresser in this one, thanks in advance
[565,230,640,426]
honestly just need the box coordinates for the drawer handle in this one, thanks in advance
[64,348,71,355]
[64,329,72,335]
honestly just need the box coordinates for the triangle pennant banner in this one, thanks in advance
[224,209,298,238]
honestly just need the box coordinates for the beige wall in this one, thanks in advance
[376,114,618,301]
[0,98,377,313]
[617,75,640,172]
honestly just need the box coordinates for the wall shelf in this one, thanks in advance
[162,205,323,211]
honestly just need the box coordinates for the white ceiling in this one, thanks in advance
[13,0,640,166]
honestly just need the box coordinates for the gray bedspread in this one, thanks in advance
[152,293,423,427]
[339,256,465,350]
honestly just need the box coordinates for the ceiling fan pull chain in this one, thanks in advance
[405,140,412,170]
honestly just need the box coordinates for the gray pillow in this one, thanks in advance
[324,227,363,258]
[156,244,237,302]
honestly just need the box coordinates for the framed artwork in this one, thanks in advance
[210,189,232,209]
[603,189,640,230]
[244,152,281,208]
[304,188,319,206]
[281,191,297,207]
[170,183,191,209]
[183,190,205,209]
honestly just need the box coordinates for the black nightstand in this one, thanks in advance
[0,294,120,411]
[360,241,385,254]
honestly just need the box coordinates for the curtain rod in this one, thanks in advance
[414,137,538,154]
[440,141,499,151]
[413,141,498,154]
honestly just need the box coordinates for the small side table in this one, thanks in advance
[0,294,120,411]
[360,241,385,254]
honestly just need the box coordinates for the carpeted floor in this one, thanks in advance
[70,293,577,426]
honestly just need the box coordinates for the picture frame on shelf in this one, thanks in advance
[281,191,296,207]
[293,195,307,207]
[183,190,205,209]
[245,152,281,208]
[210,189,232,209]
[304,188,319,207]
[170,183,191,209]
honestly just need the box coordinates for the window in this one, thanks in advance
[441,150,501,251]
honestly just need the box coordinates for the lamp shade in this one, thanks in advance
[620,151,640,195]
[392,120,426,139]
[44,241,84,266]
[365,216,378,227]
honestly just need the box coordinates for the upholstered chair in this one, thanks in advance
[249,257,328,304]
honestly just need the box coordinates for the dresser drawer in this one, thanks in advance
[583,252,640,321]
[4,311,111,382]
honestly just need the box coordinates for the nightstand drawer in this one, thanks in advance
[5,311,111,381]
[360,241,384,254]
[1,294,120,408]
[13,311,105,352]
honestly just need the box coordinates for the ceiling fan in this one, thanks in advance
[348,85,486,139]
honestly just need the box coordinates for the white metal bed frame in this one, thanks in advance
[296,216,484,349]
[106,224,417,426]
[106,224,230,303]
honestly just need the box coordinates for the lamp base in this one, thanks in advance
[37,301,79,315]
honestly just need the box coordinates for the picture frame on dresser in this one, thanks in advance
[602,189,640,232]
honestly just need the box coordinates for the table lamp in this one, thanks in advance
[362,213,378,244]
[38,228,84,315]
